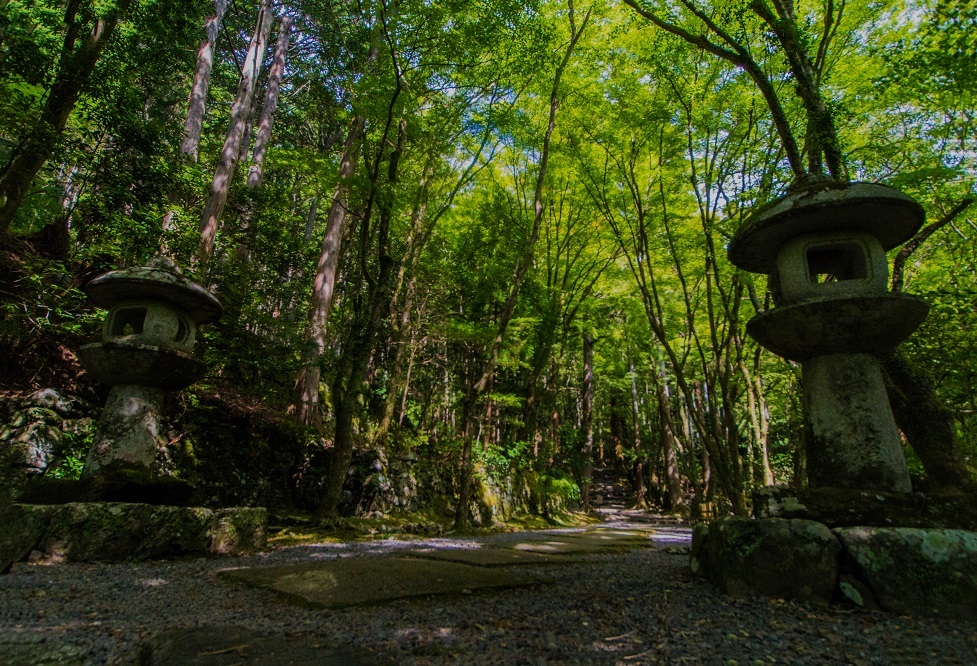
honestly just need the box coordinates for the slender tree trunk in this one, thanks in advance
[197,0,273,258]
[304,196,319,241]
[629,362,649,508]
[182,0,230,161]
[580,333,596,509]
[293,116,366,426]
[883,197,975,489]
[454,391,476,530]
[656,367,684,511]
[0,0,132,234]
[742,361,774,486]
[315,112,405,523]
[247,16,293,188]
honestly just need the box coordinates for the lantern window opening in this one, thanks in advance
[109,307,147,338]
[806,243,870,285]
[175,317,190,343]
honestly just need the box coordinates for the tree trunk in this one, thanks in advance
[454,392,476,530]
[0,0,132,234]
[580,333,595,509]
[629,362,649,508]
[316,115,406,522]
[293,116,366,426]
[454,1,590,529]
[656,367,684,511]
[181,0,230,161]
[197,0,273,258]
[883,349,973,489]
[304,196,319,241]
[247,16,293,188]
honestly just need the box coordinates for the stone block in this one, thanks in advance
[0,504,51,573]
[12,502,266,563]
[37,502,212,561]
[702,517,840,602]
[835,526,977,617]
[210,507,267,555]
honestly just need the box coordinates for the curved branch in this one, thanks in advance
[622,0,805,177]
[891,196,975,292]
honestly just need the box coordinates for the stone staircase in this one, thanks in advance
[588,466,631,512]
[588,466,686,527]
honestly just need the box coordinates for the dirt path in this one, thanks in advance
[1,516,975,664]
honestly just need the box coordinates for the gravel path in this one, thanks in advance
[2,515,976,665]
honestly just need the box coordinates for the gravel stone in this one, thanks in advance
[1,517,975,664]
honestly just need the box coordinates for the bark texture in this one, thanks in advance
[580,333,595,509]
[292,116,366,426]
[883,350,973,489]
[247,16,294,188]
[181,0,230,161]
[197,0,273,258]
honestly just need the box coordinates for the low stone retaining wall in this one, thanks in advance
[2,503,266,572]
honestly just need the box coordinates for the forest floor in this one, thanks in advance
[2,507,977,665]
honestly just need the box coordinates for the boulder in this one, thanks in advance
[25,389,72,417]
[701,517,841,602]
[835,527,977,617]
[1,402,66,477]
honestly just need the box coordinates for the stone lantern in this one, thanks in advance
[77,257,222,480]
[727,182,929,493]
[691,182,977,617]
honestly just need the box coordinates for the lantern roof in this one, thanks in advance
[85,256,222,324]
[728,182,924,274]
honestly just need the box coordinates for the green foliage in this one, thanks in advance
[2,0,974,519]
[51,425,94,480]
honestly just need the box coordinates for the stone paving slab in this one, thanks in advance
[404,546,567,567]
[219,557,541,609]
[503,529,654,555]
[143,626,373,665]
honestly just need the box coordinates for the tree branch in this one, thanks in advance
[622,0,805,177]
[891,196,975,292]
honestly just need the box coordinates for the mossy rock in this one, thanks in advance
[702,517,840,602]
[38,502,212,560]
[835,527,977,617]
[210,507,267,554]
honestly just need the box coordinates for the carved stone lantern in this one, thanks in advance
[728,182,929,493]
[77,257,222,480]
